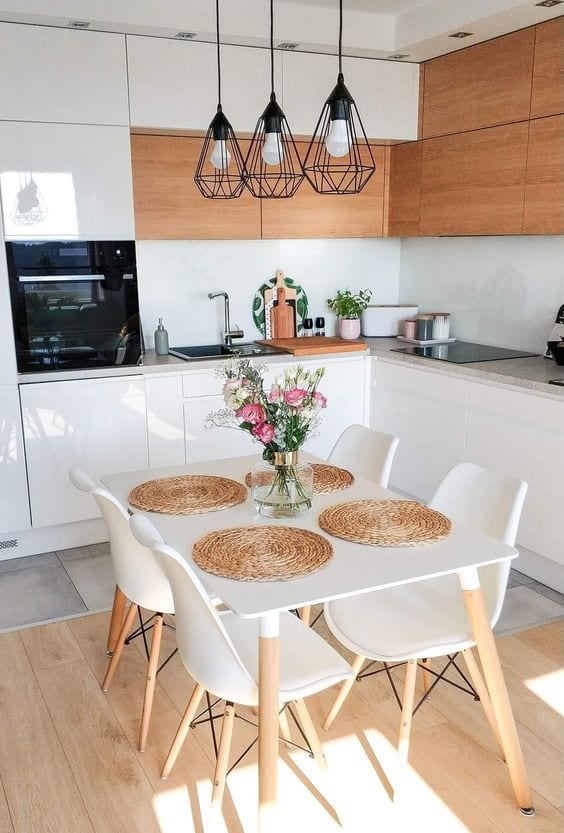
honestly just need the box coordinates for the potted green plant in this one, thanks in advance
[327,288,372,340]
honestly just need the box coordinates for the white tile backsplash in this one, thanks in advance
[137,238,401,349]
[399,236,564,353]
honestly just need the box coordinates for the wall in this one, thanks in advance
[137,238,401,349]
[399,236,564,353]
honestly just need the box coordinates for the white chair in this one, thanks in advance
[322,462,528,795]
[68,468,174,751]
[129,512,354,809]
[329,424,399,488]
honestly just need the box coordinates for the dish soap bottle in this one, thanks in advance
[154,318,169,356]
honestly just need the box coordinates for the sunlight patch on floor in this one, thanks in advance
[153,786,196,833]
[525,669,564,716]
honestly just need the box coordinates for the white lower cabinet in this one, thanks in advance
[371,360,468,499]
[184,395,255,463]
[20,377,148,527]
[146,375,186,468]
[0,385,31,534]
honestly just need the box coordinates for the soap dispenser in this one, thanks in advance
[154,318,169,356]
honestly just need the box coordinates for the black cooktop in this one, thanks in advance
[390,341,539,364]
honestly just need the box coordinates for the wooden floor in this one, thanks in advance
[0,611,562,833]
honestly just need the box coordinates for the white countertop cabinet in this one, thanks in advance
[127,36,278,133]
[20,377,149,528]
[0,23,129,126]
[281,51,419,140]
[0,121,135,240]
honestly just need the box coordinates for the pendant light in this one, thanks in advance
[244,0,304,199]
[194,0,246,199]
[303,0,375,195]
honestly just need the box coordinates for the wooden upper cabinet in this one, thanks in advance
[419,122,529,236]
[385,142,422,237]
[422,28,535,138]
[531,18,564,119]
[130,134,261,240]
[523,114,564,235]
[261,144,386,239]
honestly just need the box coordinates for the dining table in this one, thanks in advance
[102,452,533,831]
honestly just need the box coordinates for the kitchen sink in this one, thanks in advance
[168,342,286,361]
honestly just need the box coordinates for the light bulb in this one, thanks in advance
[210,139,231,170]
[262,131,284,166]
[325,118,351,158]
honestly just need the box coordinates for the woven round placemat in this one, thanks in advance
[193,526,333,581]
[318,500,451,547]
[128,475,247,515]
[244,463,354,494]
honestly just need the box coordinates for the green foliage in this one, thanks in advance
[327,288,372,319]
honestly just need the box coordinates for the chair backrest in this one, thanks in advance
[329,424,399,488]
[68,468,174,614]
[428,462,528,626]
[129,513,258,706]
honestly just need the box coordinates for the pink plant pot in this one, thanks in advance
[339,318,361,340]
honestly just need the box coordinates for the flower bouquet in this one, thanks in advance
[206,359,327,516]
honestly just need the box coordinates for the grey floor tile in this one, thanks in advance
[0,564,87,630]
[0,552,58,575]
[56,541,110,562]
[522,579,564,606]
[62,553,116,611]
[495,586,564,637]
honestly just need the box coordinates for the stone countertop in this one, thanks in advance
[366,338,564,398]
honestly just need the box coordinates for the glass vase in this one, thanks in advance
[251,451,314,518]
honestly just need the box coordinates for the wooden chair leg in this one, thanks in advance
[298,606,311,625]
[293,699,327,769]
[463,648,505,760]
[138,613,164,752]
[211,702,236,808]
[161,683,205,780]
[323,654,364,731]
[421,658,432,696]
[106,585,127,656]
[394,658,417,800]
[102,602,138,692]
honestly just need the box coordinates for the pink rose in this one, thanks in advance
[237,403,266,425]
[223,378,241,394]
[268,384,281,403]
[313,391,327,408]
[284,388,308,408]
[252,422,275,444]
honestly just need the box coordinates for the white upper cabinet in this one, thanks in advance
[0,23,129,126]
[127,36,277,133]
[282,51,419,140]
[0,121,135,240]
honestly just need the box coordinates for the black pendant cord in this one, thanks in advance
[269,0,275,94]
[338,0,343,75]
[216,0,222,107]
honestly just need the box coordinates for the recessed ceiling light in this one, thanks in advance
[277,42,300,50]
[449,31,473,38]
[535,1,562,8]
[174,31,197,40]
[388,53,410,60]
[68,20,90,29]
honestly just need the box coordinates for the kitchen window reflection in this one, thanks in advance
[1,170,78,237]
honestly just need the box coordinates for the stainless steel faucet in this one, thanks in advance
[208,291,244,346]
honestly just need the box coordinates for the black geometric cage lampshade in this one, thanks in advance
[194,106,247,199]
[302,73,375,195]
[244,93,304,199]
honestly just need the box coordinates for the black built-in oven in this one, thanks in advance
[6,240,142,373]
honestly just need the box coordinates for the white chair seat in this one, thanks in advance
[325,573,481,663]
[224,611,353,706]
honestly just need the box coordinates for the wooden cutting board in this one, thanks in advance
[258,336,368,356]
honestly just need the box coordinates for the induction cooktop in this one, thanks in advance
[390,341,539,364]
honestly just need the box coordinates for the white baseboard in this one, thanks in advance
[0,518,108,560]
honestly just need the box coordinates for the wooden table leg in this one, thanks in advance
[106,585,127,656]
[459,567,534,815]
[259,613,280,833]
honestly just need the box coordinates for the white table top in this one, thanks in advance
[102,454,518,619]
